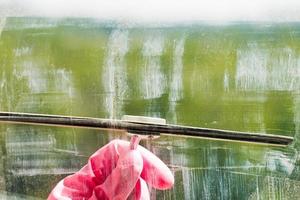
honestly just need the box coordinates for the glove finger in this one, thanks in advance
[97,149,143,200]
[138,178,150,200]
[114,140,174,190]
[63,172,95,197]
[48,180,86,200]
[137,145,174,190]
[88,139,121,184]
[128,178,150,200]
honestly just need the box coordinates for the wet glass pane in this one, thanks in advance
[0,18,299,199]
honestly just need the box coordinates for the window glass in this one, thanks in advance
[0,18,299,199]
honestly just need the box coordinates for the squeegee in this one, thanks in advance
[0,112,293,146]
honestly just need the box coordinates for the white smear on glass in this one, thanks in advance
[13,47,32,57]
[265,151,295,175]
[169,38,185,102]
[55,69,74,97]
[103,29,129,118]
[223,70,230,92]
[141,35,165,99]
[235,43,268,91]
[17,61,74,95]
[168,37,185,123]
[18,61,48,93]
[182,169,197,200]
[294,96,300,144]
[0,17,6,37]
[268,48,300,91]
[235,45,300,91]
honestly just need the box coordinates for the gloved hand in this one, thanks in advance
[48,136,174,200]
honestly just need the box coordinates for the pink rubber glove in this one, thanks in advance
[48,137,174,200]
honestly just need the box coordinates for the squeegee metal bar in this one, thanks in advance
[0,112,293,146]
